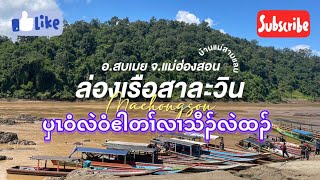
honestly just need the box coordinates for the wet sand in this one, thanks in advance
[0,100,320,180]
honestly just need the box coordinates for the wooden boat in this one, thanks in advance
[262,147,298,158]
[272,141,312,156]
[273,119,320,139]
[154,163,192,175]
[91,168,159,177]
[188,164,240,172]
[7,156,80,177]
[206,149,260,158]
[235,138,295,162]
[273,141,300,148]
[159,154,225,165]
[6,166,73,177]
[162,158,225,165]
[223,146,271,156]
[90,161,191,175]
[273,125,316,145]
[168,150,228,164]
[203,146,261,158]
[200,154,256,163]
[223,162,257,170]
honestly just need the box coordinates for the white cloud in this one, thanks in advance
[312,50,320,56]
[204,18,214,27]
[176,11,220,29]
[0,0,61,40]
[291,44,311,51]
[176,11,200,25]
[219,29,226,34]
[291,44,320,56]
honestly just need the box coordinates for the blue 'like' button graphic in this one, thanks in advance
[12,19,20,32]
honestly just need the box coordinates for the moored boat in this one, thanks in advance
[90,167,160,177]
[188,164,240,172]
[6,156,80,177]
[6,166,73,177]
[200,154,256,163]
[274,125,316,145]
[206,149,260,158]
[90,161,191,174]
[236,138,296,161]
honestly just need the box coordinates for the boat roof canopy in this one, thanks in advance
[292,129,313,136]
[166,133,202,140]
[30,156,79,162]
[184,132,221,140]
[69,147,129,157]
[105,141,149,147]
[105,143,157,153]
[152,137,202,146]
[171,138,206,145]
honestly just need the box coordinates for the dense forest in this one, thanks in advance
[0,17,319,102]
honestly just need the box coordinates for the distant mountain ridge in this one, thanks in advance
[0,17,319,101]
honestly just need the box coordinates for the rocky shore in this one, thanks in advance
[0,155,9,161]
[0,114,42,125]
[0,131,36,145]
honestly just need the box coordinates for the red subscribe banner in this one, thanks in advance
[257,10,310,38]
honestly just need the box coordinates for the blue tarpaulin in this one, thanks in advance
[69,147,128,157]
[292,129,313,136]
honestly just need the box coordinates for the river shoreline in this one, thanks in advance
[1,101,320,180]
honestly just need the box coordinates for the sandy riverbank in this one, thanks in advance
[1,101,320,180]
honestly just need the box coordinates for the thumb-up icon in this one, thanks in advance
[12,18,20,32]
[19,11,34,31]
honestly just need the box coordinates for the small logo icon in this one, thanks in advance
[11,10,63,37]
[257,10,310,38]
[12,11,34,32]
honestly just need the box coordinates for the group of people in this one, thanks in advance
[300,141,312,160]
[279,138,320,160]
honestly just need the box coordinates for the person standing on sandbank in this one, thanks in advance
[281,142,289,158]
[220,138,225,151]
[304,141,311,160]
[300,141,306,160]
[315,139,320,156]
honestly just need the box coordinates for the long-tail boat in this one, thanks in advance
[273,118,320,145]
[89,167,161,177]
[66,146,192,175]
[187,164,240,172]
[90,160,191,174]
[206,149,259,158]
[236,137,298,161]
[200,153,256,163]
[166,132,263,159]
[6,156,79,177]
[159,155,225,165]
[273,125,316,145]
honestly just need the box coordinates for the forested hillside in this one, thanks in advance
[0,17,319,102]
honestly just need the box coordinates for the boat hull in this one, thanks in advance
[91,168,158,177]
[6,166,73,177]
